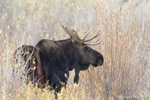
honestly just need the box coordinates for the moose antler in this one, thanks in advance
[60,24,83,44]
[84,33,103,45]
[60,24,103,45]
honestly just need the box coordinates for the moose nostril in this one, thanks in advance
[99,60,103,65]
[97,55,104,65]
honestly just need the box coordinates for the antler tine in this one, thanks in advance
[60,24,83,44]
[84,29,100,42]
[84,34,103,45]
[82,28,93,41]
[75,25,78,34]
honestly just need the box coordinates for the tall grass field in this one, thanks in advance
[0,0,149,100]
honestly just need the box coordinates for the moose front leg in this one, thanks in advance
[51,73,62,98]
[74,66,80,84]
[57,71,69,88]
[74,65,89,84]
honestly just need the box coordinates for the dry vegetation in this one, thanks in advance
[0,0,149,100]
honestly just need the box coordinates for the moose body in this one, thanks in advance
[14,24,104,96]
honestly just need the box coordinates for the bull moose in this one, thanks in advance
[14,24,104,96]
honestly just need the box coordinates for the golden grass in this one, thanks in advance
[0,0,149,100]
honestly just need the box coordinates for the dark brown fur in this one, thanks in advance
[14,38,104,96]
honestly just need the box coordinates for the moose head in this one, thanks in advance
[60,24,104,83]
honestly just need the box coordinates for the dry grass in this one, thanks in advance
[0,0,149,100]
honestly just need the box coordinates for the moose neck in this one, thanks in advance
[61,39,80,71]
